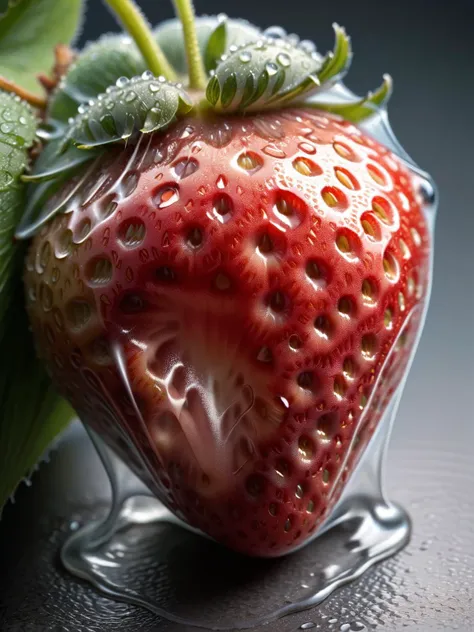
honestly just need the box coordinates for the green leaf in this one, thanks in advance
[22,140,98,183]
[0,284,73,510]
[317,24,353,86]
[155,15,261,76]
[62,75,193,150]
[0,90,36,334]
[308,75,393,123]
[0,0,83,96]
[0,0,22,18]
[206,38,322,112]
[15,149,99,240]
[204,19,227,74]
[0,90,72,508]
[48,33,148,124]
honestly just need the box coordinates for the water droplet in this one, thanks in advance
[154,185,179,209]
[276,52,291,67]
[143,107,162,133]
[212,193,233,223]
[118,218,146,248]
[121,171,139,198]
[265,62,279,76]
[19,115,27,125]
[301,622,316,629]
[180,125,194,139]
[298,142,316,154]
[237,151,263,172]
[86,256,113,286]
[287,33,300,46]
[116,76,129,88]
[263,144,286,158]
[141,70,154,81]
[1,122,12,133]
[264,25,286,39]
[239,51,252,63]
[125,90,137,103]
[149,82,161,93]
[216,175,227,189]
[173,157,199,179]
[300,40,317,54]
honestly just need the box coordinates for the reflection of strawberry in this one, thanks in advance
[25,109,429,555]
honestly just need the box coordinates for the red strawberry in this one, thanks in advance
[24,107,430,556]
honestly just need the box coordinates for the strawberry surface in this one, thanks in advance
[24,110,429,556]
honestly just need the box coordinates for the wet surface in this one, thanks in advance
[1,422,473,631]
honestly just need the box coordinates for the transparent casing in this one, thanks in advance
[56,80,437,630]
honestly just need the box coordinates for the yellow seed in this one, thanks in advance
[334,142,353,160]
[258,233,273,253]
[383,254,398,280]
[368,164,386,186]
[362,279,377,303]
[372,199,390,223]
[398,291,406,311]
[237,152,261,171]
[362,218,376,238]
[322,189,339,207]
[361,334,377,359]
[336,234,351,253]
[338,296,353,317]
[343,357,356,379]
[276,196,292,215]
[334,375,347,399]
[335,167,357,190]
[399,238,411,258]
[293,157,320,176]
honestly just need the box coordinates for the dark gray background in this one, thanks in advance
[1,0,473,630]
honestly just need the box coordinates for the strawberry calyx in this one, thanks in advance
[14,0,393,241]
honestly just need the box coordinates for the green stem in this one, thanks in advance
[104,0,177,80]
[172,0,206,90]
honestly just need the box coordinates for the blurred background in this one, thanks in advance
[1,1,473,630]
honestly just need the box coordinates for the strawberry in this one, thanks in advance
[16,2,432,556]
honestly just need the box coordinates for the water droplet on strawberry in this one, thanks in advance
[216,175,227,189]
[154,185,179,208]
[120,171,139,198]
[298,142,316,154]
[263,144,286,158]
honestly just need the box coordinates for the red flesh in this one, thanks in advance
[25,110,430,556]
